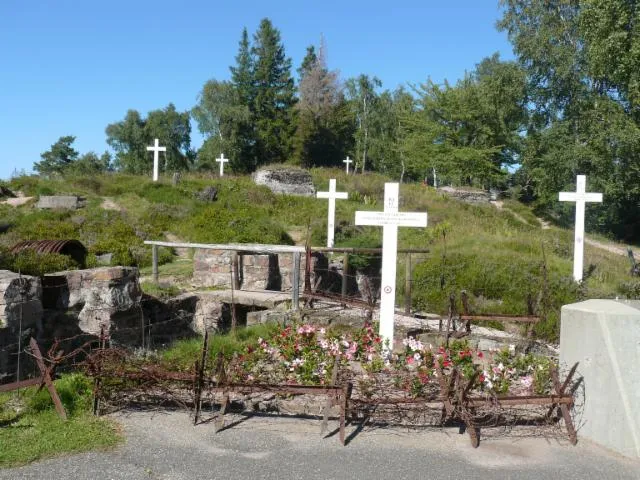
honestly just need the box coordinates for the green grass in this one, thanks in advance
[0,374,121,468]
[1,169,637,341]
[161,324,279,371]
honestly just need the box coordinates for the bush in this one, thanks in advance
[0,248,78,276]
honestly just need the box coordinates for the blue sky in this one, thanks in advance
[0,1,513,180]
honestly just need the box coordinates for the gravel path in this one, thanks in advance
[1,411,639,480]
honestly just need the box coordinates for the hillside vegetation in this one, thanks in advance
[0,170,636,340]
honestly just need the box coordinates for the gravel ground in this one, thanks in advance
[1,411,639,480]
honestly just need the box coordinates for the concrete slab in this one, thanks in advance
[193,289,296,310]
[560,299,640,459]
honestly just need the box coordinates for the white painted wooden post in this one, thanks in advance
[559,175,603,282]
[216,153,229,177]
[147,138,166,182]
[343,156,353,174]
[292,252,301,310]
[316,179,348,248]
[355,183,427,350]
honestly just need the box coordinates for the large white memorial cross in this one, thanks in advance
[146,138,166,182]
[343,156,353,174]
[559,175,603,282]
[355,183,427,349]
[216,153,229,177]
[316,179,348,248]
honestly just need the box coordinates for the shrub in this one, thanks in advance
[0,248,78,276]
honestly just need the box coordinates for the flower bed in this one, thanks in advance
[87,322,579,448]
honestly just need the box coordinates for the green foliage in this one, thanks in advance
[0,249,79,276]
[106,104,192,174]
[33,135,79,176]
[0,374,121,467]
[140,281,182,299]
[161,324,279,371]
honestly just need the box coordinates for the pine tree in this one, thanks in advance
[251,18,297,165]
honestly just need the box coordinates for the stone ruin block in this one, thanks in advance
[0,270,42,331]
[0,270,42,380]
[36,195,85,210]
[252,167,316,197]
[193,249,235,288]
[193,249,321,293]
[43,267,142,337]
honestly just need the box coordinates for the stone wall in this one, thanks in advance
[560,299,640,459]
[193,250,310,292]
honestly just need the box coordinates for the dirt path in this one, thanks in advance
[491,201,631,257]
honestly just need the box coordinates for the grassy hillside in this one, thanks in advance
[0,169,636,340]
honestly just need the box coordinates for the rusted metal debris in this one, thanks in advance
[85,337,581,448]
[10,239,88,267]
[0,338,67,420]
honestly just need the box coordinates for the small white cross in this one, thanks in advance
[343,156,353,174]
[316,179,348,248]
[559,175,603,282]
[355,183,428,349]
[216,153,229,177]
[146,138,166,182]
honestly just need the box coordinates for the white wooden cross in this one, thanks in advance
[216,153,229,177]
[146,138,166,182]
[343,156,353,174]
[355,183,428,350]
[316,179,348,248]
[559,175,603,282]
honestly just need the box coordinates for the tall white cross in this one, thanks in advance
[559,175,603,282]
[216,153,229,177]
[316,179,348,248]
[146,138,166,182]
[355,183,428,349]
[343,156,353,174]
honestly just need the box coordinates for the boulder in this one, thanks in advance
[196,186,218,202]
[253,167,315,197]
[0,270,42,331]
[36,195,85,210]
[44,267,141,336]
[439,186,490,204]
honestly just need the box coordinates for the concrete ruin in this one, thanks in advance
[560,299,640,459]
[253,167,315,197]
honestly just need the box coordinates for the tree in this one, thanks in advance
[345,75,381,173]
[106,104,192,174]
[67,151,112,174]
[294,38,352,167]
[400,56,527,188]
[192,80,251,171]
[499,0,640,241]
[251,18,297,165]
[34,136,79,175]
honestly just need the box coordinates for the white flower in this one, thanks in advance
[413,352,422,362]
[508,344,516,354]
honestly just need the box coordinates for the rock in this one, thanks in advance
[439,186,490,204]
[196,186,218,202]
[95,253,113,266]
[253,167,315,197]
[36,195,85,210]
[0,270,42,331]
[0,186,16,199]
[44,267,141,336]
[166,292,225,334]
[0,223,12,234]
